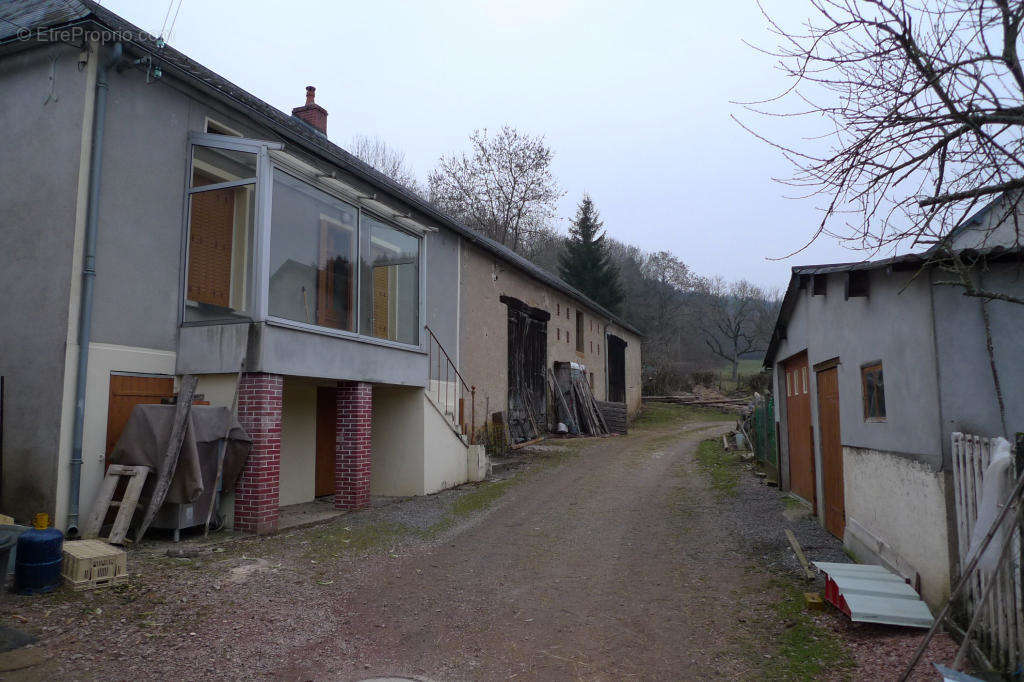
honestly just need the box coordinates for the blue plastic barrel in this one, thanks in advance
[14,527,63,594]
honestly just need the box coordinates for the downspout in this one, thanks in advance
[66,42,123,535]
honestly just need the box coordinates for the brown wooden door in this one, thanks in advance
[783,352,815,505]
[816,366,845,538]
[106,375,175,463]
[315,387,336,498]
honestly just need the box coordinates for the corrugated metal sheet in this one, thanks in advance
[0,0,90,41]
[814,561,935,628]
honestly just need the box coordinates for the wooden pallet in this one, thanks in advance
[80,464,151,544]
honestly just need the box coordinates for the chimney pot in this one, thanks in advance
[292,85,328,135]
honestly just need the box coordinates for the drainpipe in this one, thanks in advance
[66,42,123,535]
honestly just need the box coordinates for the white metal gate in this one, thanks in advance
[950,432,1023,671]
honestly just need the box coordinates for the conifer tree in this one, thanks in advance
[558,194,624,312]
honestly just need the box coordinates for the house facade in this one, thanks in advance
[0,1,642,535]
[764,218,1024,606]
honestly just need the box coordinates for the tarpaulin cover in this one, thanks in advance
[108,405,252,504]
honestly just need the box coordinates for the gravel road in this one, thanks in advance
[0,412,955,680]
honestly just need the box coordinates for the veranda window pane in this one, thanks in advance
[359,215,420,345]
[191,145,257,187]
[184,183,255,322]
[269,170,357,331]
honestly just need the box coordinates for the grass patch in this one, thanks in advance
[636,402,734,429]
[782,495,806,511]
[767,581,854,680]
[301,520,412,559]
[696,438,741,497]
[450,477,517,518]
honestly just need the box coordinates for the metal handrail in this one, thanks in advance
[424,325,476,444]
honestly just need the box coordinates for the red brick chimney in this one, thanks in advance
[292,85,328,134]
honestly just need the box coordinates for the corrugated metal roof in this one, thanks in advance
[814,561,935,628]
[0,0,89,41]
[0,0,643,338]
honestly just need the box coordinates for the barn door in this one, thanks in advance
[106,374,175,465]
[315,387,336,498]
[607,335,627,403]
[816,365,845,538]
[503,296,549,444]
[783,352,815,506]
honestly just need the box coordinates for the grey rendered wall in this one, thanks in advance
[772,268,945,498]
[932,265,1024,446]
[90,60,442,387]
[88,64,270,351]
[424,227,460,361]
[0,44,87,519]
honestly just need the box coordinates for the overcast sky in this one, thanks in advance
[101,0,871,290]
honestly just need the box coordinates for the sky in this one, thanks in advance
[99,0,867,290]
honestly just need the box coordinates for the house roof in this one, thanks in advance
[0,0,643,338]
[762,243,1021,368]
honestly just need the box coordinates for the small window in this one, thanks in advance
[590,340,593,353]
[556,303,560,316]
[589,372,594,389]
[576,310,584,353]
[557,328,560,341]
[205,118,243,137]
[597,343,600,356]
[566,331,570,345]
[862,362,886,420]
[847,270,869,299]
[785,371,790,396]
[802,367,808,394]
[812,273,828,296]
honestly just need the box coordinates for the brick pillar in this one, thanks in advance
[234,373,283,534]
[335,381,372,510]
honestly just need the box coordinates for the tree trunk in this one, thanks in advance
[731,358,739,382]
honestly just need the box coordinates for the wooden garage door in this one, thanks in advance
[816,365,845,538]
[106,374,175,463]
[783,352,815,506]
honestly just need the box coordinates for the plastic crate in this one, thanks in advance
[61,540,127,591]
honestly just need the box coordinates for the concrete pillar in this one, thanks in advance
[335,381,372,510]
[233,372,283,534]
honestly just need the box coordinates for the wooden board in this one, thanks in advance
[134,375,198,543]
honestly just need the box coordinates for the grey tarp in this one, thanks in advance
[108,405,251,504]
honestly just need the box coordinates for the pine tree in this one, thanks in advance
[558,194,624,312]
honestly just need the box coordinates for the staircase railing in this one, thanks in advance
[425,325,476,444]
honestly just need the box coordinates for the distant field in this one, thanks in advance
[713,358,767,392]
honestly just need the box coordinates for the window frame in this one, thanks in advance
[180,132,427,352]
[263,165,426,350]
[860,360,887,422]
[576,310,585,354]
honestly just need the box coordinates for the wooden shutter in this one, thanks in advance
[187,188,235,307]
[372,266,390,338]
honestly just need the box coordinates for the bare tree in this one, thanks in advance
[428,126,562,250]
[349,134,422,195]
[698,278,777,382]
[746,0,1024,304]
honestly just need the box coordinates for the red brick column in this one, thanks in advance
[335,381,372,510]
[234,373,283,534]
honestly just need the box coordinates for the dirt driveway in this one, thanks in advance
[2,407,943,680]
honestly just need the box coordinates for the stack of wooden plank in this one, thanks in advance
[595,400,627,434]
[552,362,608,437]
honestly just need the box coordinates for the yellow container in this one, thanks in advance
[61,540,128,591]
